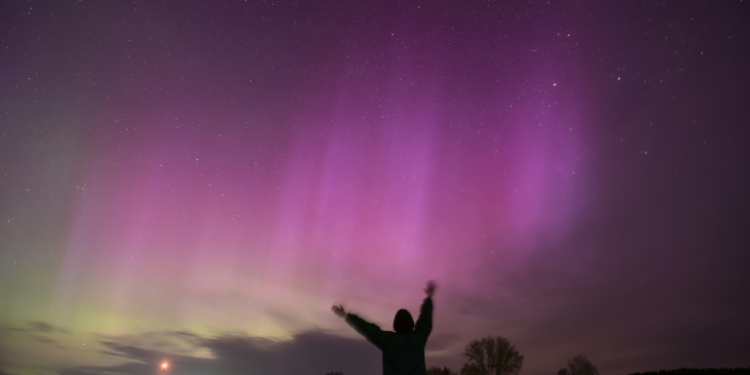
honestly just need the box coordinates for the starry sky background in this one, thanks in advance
[1,1,749,375]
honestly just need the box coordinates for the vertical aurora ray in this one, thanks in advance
[43,11,591,334]
[5,1,748,374]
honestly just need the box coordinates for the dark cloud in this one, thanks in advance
[59,361,152,375]
[56,329,381,375]
[30,321,68,334]
[2,321,68,335]
[99,341,162,362]
[34,336,59,344]
[203,331,381,375]
[427,332,463,351]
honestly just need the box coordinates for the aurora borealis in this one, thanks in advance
[1,1,749,374]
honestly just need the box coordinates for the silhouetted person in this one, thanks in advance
[332,281,436,375]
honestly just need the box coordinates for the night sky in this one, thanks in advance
[1,1,749,375]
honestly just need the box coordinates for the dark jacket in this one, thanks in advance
[346,298,433,375]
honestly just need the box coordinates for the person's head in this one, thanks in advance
[393,309,414,333]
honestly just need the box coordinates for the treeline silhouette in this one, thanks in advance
[628,368,750,375]
[327,334,750,375]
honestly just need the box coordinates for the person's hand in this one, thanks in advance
[425,281,436,298]
[331,304,347,318]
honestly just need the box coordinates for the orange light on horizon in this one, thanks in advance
[161,361,169,370]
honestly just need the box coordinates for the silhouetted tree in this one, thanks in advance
[428,366,457,375]
[460,335,523,375]
[562,355,599,375]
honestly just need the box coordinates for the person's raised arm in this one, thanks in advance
[332,304,384,349]
[415,281,435,339]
